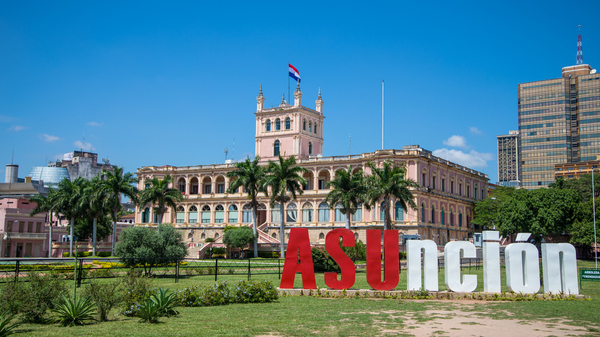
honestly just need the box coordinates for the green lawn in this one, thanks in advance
[10,260,600,336]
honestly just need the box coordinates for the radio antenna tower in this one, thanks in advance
[577,25,583,65]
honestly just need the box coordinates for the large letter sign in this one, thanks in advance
[542,243,579,295]
[444,241,477,292]
[280,228,316,289]
[366,230,399,290]
[407,239,438,291]
[505,242,540,294]
[324,228,356,289]
[278,229,580,295]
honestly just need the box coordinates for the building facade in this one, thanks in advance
[554,158,600,180]
[135,85,489,255]
[0,197,47,257]
[497,130,520,187]
[518,63,600,189]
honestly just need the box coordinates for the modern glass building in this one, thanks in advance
[27,166,70,188]
[518,64,600,189]
[497,130,519,186]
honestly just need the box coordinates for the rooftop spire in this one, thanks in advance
[259,84,263,95]
[577,25,583,65]
[280,92,287,106]
[317,87,322,100]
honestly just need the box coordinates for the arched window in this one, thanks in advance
[228,204,238,223]
[466,214,469,228]
[303,119,306,130]
[308,142,312,155]
[178,178,186,193]
[215,205,224,223]
[318,202,329,222]
[431,205,435,223]
[201,233,205,239]
[380,202,387,222]
[285,117,291,130]
[441,208,445,225]
[142,207,150,223]
[189,205,198,223]
[319,233,325,240]
[176,206,185,223]
[266,119,271,132]
[394,201,403,221]
[314,123,318,134]
[286,203,297,223]
[352,203,362,222]
[274,140,280,156]
[354,233,359,240]
[275,118,281,130]
[201,205,211,223]
[190,177,199,194]
[309,122,312,132]
[421,204,426,222]
[459,213,463,227]
[242,204,252,223]
[272,232,277,239]
[450,210,454,226]
[272,204,281,223]
[302,202,313,223]
[335,203,346,222]
[215,233,219,239]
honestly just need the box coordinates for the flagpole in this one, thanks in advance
[288,64,290,104]
[382,80,384,150]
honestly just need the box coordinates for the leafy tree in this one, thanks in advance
[55,178,87,256]
[138,174,182,231]
[364,161,419,230]
[226,157,267,258]
[29,188,59,257]
[115,224,187,275]
[78,177,110,255]
[570,201,599,246]
[223,227,256,258]
[325,166,368,230]
[471,186,516,229]
[263,155,307,258]
[496,188,580,244]
[98,167,139,255]
[72,216,113,244]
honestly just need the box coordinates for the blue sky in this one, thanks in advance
[1,1,599,183]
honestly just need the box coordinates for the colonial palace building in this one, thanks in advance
[135,84,489,255]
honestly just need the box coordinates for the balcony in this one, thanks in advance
[4,232,47,240]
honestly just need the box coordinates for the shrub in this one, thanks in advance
[119,269,153,316]
[51,295,96,327]
[200,282,231,306]
[83,280,122,321]
[62,252,70,257]
[0,310,20,336]
[135,300,160,324]
[211,247,226,256]
[233,280,278,304]
[175,285,203,307]
[0,282,23,315]
[19,273,67,323]
[149,288,178,317]
[311,247,339,273]
[97,251,112,257]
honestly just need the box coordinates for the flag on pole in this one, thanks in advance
[288,64,301,82]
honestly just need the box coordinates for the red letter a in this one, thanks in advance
[280,228,317,289]
[324,228,356,289]
[366,229,399,290]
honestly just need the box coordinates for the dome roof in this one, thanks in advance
[28,166,71,188]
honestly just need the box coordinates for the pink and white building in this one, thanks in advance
[135,84,489,251]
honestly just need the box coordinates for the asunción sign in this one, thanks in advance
[280,229,579,295]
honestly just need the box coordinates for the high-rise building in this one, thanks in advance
[497,130,519,187]
[518,29,599,189]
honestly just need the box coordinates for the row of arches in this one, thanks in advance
[265,117,293,132]
[174,176,228,195]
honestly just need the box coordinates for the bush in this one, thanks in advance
[18,273,67,323]
[0,282,23,315]
[135,300,160,324]
[51,295,96,327]
[175,285,203,307]
[311,247,339,273]
[149,288,178,317]
[83,280,122,321]
[247,251,280,258]
[211,247,226,256]
[97,251,112,257]
[200,281,231,306]
[119,269,153,316]
[233,280,278,304]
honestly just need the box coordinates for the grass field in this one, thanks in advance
[10,260,600,336]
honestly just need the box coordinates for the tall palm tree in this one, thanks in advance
[54,177,87,256]
[79,177,108,256]
[97,167,138,256]
[325,166,368,230]
[227,157,267,258]
[365,161,419,230]
[263,155,307,258]
[138,174,182,233]
[29,188,59,257]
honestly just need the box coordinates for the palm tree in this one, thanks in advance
[138,174,182,233]
[263,155,307,258]
[78,177,108,256]
[97,167,138,256]
[54,177,87,256]
[227,157,267,258]
[325,166,368,230]
[29,188,59,257]
[365,161,419,231]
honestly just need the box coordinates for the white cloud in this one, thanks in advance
[40,134,60,142]
[74,140,95,151]
[432,148,494,169]
[470,126,483,135]
[0,115,15,123]
[8,125,27,131]
[442,135,469,149]
[87,121,103,127]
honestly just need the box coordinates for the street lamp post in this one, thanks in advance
[592,170,598,268]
